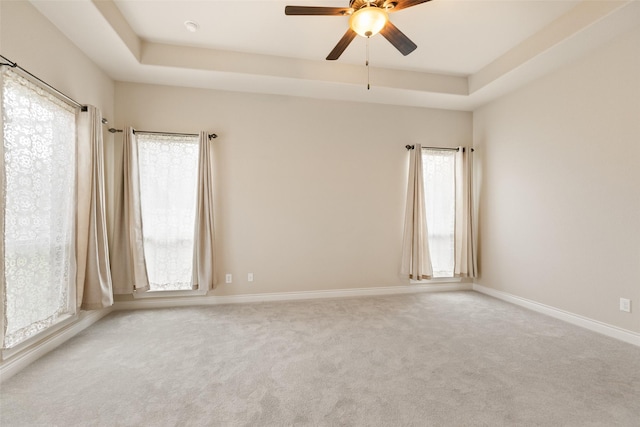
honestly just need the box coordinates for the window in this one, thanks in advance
[2,69,77,349]
[137,133,199,291]
[422,149,456,278]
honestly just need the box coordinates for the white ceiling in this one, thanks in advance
[30,0,640,110]
[112,0,576,75]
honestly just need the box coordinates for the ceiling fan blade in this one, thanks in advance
[326,29,357,60]
[388,0,432,12]
[285,6,352,16]
[380,21,417,56]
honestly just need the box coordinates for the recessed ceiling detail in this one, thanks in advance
[29,0,640,110]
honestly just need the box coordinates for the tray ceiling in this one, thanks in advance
[30,0,640,110]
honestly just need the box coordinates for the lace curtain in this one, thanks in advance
[1,68,77,348]
[422,149,456,277]
[137,133,199,291]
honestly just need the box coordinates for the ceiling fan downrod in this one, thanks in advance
[366,36,371,90]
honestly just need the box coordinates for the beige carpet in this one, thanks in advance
[1,291,639,426]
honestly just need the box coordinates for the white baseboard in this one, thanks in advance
[473,283,640,347]
[114,282,473,311]
[0,307,113,383]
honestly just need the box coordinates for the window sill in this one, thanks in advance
[410,277,463,285]
[133,288,208,299]
[1,309,112,381]
[1,313,77,361]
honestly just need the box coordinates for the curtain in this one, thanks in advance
[193,131,217,290]
[76,106,113,309]
[401,144,433,280]
[454,147,477,278]
[0,70,5,347]
[112,130,216,293]
[111,127,149,293]
[422,149,456,277]
[137,133,199,291]
[1,67,76,348]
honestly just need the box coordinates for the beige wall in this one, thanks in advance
[0,1,114,122]
[7,0,636,336]
[473,26,640,333]
[114,83,472,295]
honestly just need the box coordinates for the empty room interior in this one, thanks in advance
[1,0,639,425]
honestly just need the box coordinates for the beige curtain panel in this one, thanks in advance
[454,147,478,278]
[112,129,217,294]
[192,131,217,290]
[401,144,433,280]
[76,106,113,309]
[111,127,150,294]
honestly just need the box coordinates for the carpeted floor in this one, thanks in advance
[1,291,639,426]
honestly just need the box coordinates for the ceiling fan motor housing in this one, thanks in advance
[349,0,397,11]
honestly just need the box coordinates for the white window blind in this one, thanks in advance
[1,68,77,349]
[422,149,456,278]
[137,133,199,291]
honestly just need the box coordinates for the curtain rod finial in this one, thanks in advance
[405,145,415,150]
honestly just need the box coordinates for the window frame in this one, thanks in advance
[417,146,457,281]
[133,132,203,298]
[1,313,77,361]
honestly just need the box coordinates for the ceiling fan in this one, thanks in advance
[285,0,432,60]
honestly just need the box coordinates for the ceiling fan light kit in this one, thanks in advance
[350,6,388,38]
[284,0,430,60]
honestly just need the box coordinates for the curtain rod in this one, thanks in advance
[0,54,122,129]
[1,54,88,112]
[1,56,215,140]
[405,145,474,152]
[108,127,217,140]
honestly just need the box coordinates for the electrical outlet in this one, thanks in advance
[619,298,631,313]
[225,273,232,284]
[248,273,254,282]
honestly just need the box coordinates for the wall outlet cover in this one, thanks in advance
[619,298,631,313]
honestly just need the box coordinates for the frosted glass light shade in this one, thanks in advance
[349,7,388,37]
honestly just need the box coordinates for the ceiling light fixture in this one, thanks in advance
[349,5,388,38]
[184,20,200,33]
